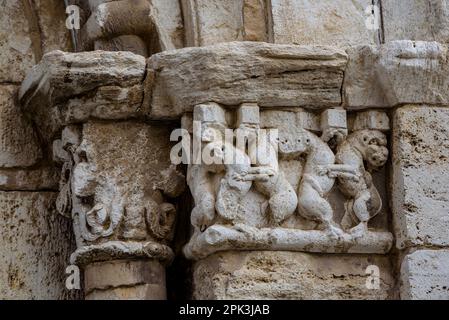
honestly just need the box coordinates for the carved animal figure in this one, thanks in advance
[214,141,253,224]
[335,130,389,237]
[296,129,344,237]
[187,126,225,233]
[188,126,253,232]
[239,125,298,226]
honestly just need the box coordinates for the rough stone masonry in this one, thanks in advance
[1,0,449,300]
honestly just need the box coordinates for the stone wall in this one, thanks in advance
[0,0,78,300]
[1,0,448,300]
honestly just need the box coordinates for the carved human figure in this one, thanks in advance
[335,130,389,237]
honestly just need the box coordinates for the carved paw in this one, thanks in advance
[234,223,259,236]
[349,223,368,240]
[325,225,345,240]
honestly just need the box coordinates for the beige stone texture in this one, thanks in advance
[84,259,166,300]
[193,251,394,300]
[0,166,59,191]
[0,0,71,83]
[19,50,146,140]
[344,41,449,109]
[400,249,449,300]
[151,0,185,50]
[392,106,449,249]
[243,0,268,41]
[181,0,245,47]
[383,0,449,43]
[0,85,41,168]
[270,0,378,47]
[147,42,347,119]
[0,191,79,299]
[0,0,36,83]
[34,0,73,54]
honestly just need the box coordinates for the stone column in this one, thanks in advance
[19,50,185,300]
[53,122,183,300]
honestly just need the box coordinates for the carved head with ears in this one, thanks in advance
[356,130,389,171]
[201,123,226,143]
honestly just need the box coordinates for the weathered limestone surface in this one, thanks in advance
[0,0,71,83]
[181,0,244,46]
[78,0,183,55]
[84,260,166,300]
[34,0,73,54]
[344,41,449,109]
[19,50,146,140]
[0,191,78,299]
[0,85,41,168]
[20,50,146,108]
[270,0,378,47]
[383,0,449,43]
[147,42,347,119]
[243,0,268,42]
[0,166,59,191]
[184,103,391,261]
[392,106,449,249]
[0,0,36,83]
[193,251,394,300]
[150,0,185,50]
[55,121,184,266]
[400,250,449,300]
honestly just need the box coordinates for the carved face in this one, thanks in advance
[360,130,389,169]
[202,127,223,143]
[278,128,310,157]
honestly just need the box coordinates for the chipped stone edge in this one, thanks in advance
[70,241,174,267]
[183,225,394,260]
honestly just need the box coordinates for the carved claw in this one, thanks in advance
[349,222,369,240]
[325,224,345,240]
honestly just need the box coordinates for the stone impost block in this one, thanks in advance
[344,41,449,109]
[19,50,146,141]
[236,103,260,126]
[147,41,347,119]
[352,110,390,132]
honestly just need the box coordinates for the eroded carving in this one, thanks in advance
[336,129,389,237]
[54,122,185,265]
[184,104,393,260]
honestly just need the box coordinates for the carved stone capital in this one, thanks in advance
[184,103,393,260]
[53,122,184,266]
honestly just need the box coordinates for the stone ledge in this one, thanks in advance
[70,241,174,267]
[184,225,393,260]
[146,41,348,119]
